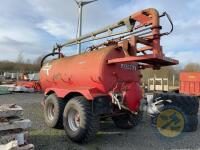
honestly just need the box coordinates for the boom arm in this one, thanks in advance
[52,8,178,69]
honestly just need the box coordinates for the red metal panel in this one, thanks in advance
[108,54,178,66]
[180,72,200,96]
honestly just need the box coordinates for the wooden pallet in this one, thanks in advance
[0,104,34,150]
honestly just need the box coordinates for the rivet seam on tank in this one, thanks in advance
[42,63,52,76]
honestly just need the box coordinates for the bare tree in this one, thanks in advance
[183,63,200,72]
[16,51,24,64]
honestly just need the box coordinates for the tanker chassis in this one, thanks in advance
[39,8,198,143]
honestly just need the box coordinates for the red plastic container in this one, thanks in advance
[180,72,200,96]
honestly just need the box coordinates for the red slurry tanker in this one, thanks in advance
[39,8,198,143]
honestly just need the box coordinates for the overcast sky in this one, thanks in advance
[0,0,200,65]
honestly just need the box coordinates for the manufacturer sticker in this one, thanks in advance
[120,64,137,71]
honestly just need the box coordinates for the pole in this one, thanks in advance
[77,2,83,54]
[74,0,98,54]
[173,74,175,86]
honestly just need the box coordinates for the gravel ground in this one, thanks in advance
[0,93,200,150]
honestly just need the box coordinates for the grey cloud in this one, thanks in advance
[0,0,199,64]
[0,37,50,61]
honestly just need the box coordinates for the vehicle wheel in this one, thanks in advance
[153,93,199,115]
[63,96,99,143]
[183,114,198,132]
[44,94,66,129]
[150,114,157,127]
[168,95,199,115]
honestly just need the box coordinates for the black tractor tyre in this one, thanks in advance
[63,96,99,143]
[183,114,198,132]
[169,95,199,115]
[112,114,133,129]
[150,114,157,127]
[44,94,66,129]
[153,93,199,115]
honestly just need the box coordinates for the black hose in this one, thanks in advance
[160,12,174,36]
[40,52,61,68]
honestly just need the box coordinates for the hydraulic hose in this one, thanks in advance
[160,12,174,36]
[40,52,63,68]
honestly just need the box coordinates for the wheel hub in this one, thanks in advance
[68,109,80,131]
[47,103,55,121]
